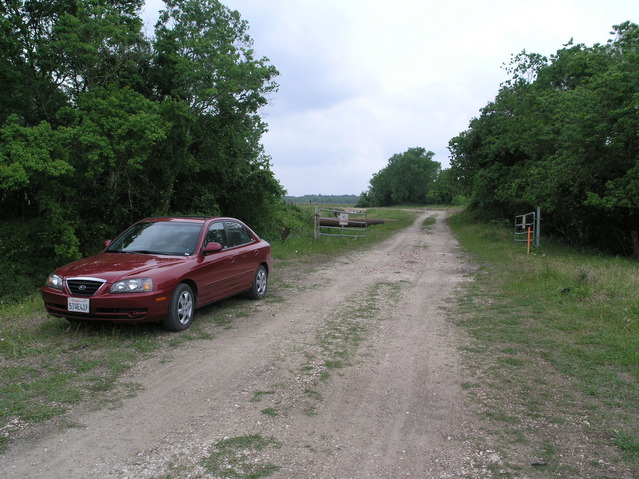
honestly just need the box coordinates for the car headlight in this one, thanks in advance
[46,274,64,290]
[110,278,153,294]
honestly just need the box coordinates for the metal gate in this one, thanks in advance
[514,207,541,249]
[314,206,368,239]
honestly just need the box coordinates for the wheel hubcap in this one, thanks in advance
[177,291,193,324]
[255,270,267,296]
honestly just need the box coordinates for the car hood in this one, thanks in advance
[53,253,189,282]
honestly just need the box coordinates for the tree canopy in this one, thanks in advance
[0,0,283,301]
[358,147,443,207]
[449,22,639,254]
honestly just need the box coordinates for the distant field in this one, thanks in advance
[283,194,360,205]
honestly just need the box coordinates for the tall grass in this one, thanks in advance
[449,211,639,476]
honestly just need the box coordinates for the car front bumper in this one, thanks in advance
[41,287,172,323]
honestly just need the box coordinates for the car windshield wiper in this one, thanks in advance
[124,249,168,255]
[107,249,183,255]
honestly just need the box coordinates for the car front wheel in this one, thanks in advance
[163,283,194,331]
[247,265,268,299]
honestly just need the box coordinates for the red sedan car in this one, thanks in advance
[41,216,273,331]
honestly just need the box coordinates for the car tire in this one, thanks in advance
[163,283,195,331]
[247,265,268,299]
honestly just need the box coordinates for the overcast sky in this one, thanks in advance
[142,1,637,196]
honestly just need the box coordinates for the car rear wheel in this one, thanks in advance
[163,283,194,331]
[247,265,268,299]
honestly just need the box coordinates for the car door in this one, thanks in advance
[225,220,259,292]
[194,221,238,305]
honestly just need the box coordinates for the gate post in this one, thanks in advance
[535,207,541,247]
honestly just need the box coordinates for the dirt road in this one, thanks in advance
[2,209,490,478]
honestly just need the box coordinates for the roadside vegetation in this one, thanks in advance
[449,211,639,477]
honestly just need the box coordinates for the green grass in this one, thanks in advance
[448,210,639,476]
[250,390,276,402]
[201,434,281,478]
[421,215,437,229]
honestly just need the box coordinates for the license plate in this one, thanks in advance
[68,297,90,313]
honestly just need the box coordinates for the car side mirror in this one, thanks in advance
[203,242,223,254]
[104,240,112,248]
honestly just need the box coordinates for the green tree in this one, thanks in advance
[151,0,283,230]
[364,147,440,206]
[56,86,167,247]
[0,0,73,125]
[449,22,639,253]
[46,0,146,99]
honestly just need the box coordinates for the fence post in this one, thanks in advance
[535,207,541,247]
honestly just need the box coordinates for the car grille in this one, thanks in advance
[67,278,106,296]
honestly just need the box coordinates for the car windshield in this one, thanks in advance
[106,221,203,256]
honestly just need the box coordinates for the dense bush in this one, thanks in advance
[449,22,639,254]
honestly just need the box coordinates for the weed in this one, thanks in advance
[251,390,276,403]
[201,434,281,478]
[614,431,639,456]
[304,389,323,401]
[421,216,437,230]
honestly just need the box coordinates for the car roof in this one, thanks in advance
[141,216,210,222]
[137,216,239,224]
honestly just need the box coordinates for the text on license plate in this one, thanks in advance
[68,297,90,313]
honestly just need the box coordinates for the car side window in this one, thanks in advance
[206,222,228,249]
[225,221,252,247]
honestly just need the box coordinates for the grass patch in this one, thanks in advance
[421,215,437,230]
[313,281,401,381]
[614,430,639,456]
[250,390,276,403]
[201,434,281,478]
[448,210,639,476]
[0,319,161,429]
